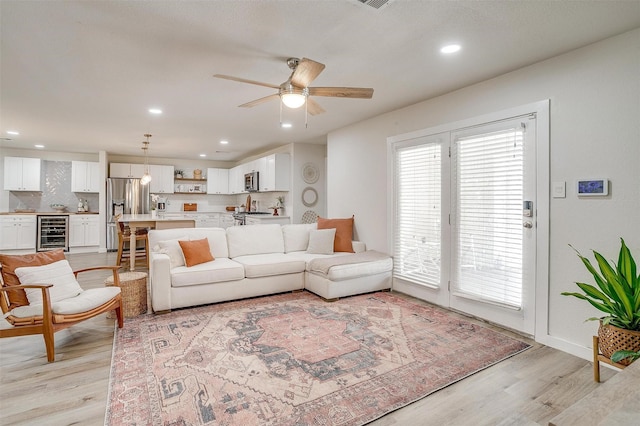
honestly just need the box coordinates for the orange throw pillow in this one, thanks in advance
[317,216,355,253]
[179,238,215,267]
[0,249,67,309]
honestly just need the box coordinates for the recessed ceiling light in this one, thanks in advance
[148,108,163,114]
[6,130,19,135]
[199,154,207,157]
[34,144,45,148]
[440,44,461,54]
[281,123,292,128]
[220,140,229,145]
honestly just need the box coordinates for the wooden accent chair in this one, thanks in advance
[0,251,123,363]
[116,216,149,268]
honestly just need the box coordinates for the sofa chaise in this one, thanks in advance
[148,223,393,312]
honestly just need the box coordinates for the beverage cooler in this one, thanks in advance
[37,215,69,252]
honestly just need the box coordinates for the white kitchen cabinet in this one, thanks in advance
[228,166,243,194]
[71,161,101,192]
[3,157,41,191]
[69,215,99,247]
[219,213,235,228]
[0,215,37,250]
[149,164,175,194]
[206,168,229,194]
[260,153,290,192]
[109,163,146,178]
[194,213,220,228]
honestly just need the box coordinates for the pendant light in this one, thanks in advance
[140,133,152,185]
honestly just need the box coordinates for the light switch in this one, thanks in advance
[552,181,566,198]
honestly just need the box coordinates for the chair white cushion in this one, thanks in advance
[52,287,121,315]
[6,283,121,317]
[15,260,83,304]
[307,229,336,255]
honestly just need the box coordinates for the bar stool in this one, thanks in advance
[116,219,149,269]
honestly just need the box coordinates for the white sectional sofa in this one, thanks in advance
[147,223,393,312]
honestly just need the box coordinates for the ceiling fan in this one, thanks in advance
[214,57,374,116]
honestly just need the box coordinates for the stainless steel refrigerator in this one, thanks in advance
[106,178,150,250]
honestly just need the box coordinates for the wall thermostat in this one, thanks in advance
[577,178,608,196]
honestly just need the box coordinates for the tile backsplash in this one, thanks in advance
[9,160,99,212]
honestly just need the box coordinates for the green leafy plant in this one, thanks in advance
[561,238,640,331]
[611,349,640,363]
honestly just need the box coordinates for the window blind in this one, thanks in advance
[451,124,525,309]
[393,142,441,287]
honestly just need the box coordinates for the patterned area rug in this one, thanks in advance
[106,291,530,425]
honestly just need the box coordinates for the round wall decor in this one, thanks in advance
[301,187,318,207]
[302,162,319,184]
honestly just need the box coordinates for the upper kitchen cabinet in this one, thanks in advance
[207,168,229,194]
[110,162,145,178]
[260,153,290,192]
[71,161,101,192]
[149,164,174,194]
[228,166,243,194]
[3,157,41,191]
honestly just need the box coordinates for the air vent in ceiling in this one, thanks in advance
[356,0,392,10]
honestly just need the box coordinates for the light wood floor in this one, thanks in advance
[0,252,616,426]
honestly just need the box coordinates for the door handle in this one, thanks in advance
[523,221,533,229]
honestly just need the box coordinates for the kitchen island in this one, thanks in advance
[118,214,196,271]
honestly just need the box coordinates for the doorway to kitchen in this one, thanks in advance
[389,101,549,336]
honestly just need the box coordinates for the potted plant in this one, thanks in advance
[562,238,640,365]
[174,169,184,179]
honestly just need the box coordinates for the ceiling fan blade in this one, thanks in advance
[306,98,325,116]
[238,94,279,108]
[291,58,326,88]
[308,87,374,99]
[214,74,280,89]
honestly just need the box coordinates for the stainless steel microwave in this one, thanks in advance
[244,171,259,192]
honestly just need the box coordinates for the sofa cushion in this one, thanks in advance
[179,238,215,267]
[317,216,355,253]
[233,253,306,278]
[149,228,229,259]
[15,259,83,304]
[155,237,188,269]
[307,228,336,255]
[171,258,245,288]
[226,224,285,258]
[0,249,66,309]
[287,251,351,269]
[308,251,393,281]
[282,223,317,253]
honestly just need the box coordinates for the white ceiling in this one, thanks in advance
[1,1,639,162]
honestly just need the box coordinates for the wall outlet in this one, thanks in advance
[552,181,566,198]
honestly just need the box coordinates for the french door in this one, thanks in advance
[392,114,537,334]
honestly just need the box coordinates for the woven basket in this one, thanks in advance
[105,272,148,318]
[598,322,640,366]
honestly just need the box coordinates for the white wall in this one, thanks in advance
[327,29,640,358]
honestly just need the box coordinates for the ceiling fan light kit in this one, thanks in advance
[280,84,307,109]
[214,57,373,126]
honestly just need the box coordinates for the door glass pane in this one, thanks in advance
[451,124,524,308]
[393,142,441,287]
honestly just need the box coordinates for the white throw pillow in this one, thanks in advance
[154,237,188,269]
[307,229,336,255]
[15,259,83,305]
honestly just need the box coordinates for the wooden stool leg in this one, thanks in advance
[593,335,600,383]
